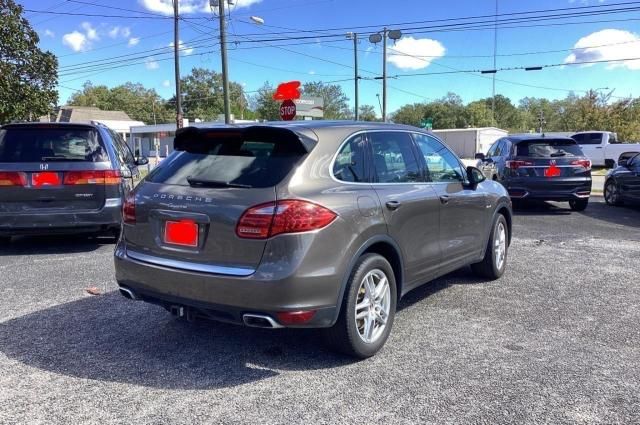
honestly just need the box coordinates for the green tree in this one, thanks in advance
[358,104,378,121]
[0,0,58,123]
[302,81,350,119]
[465,100,493,128]
[252,82,281,121]
[68,81,172,123]
[391,103,427,127]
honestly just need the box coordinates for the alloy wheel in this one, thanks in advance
[354,269,391,344]
[494,222,507,271]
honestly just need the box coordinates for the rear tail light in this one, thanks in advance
[506,160,534,170]
[236,200,337,239]
[123,192,136,224]
[0,171,27,186]
[63,170,122,185]
[570,159,592,170]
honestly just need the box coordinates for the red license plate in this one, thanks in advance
[31,172,61,187]
[544,164,561,177]
[164,220,199,247]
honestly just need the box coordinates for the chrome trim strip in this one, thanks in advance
[125,249,255,276]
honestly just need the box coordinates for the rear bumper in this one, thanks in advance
[113,241,341,328]
[505,177,592,201]
[0,198,122,236]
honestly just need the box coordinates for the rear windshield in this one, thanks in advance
[515,139,584,158]
[0,127,108,162]
[147,139,304,188]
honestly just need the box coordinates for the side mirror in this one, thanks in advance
[135,156,149,166]
[474,152,486,161]
[466,166,486,188]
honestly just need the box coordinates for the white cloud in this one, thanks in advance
[128,37,140,47]
[564,29,640,70]
[308,70,316,75]
[81,22,99,41]
[387,37,446,70]
[139,0,261,15]
[169,40,194,55]
[145,58,160,70]
[121,27,131,38]
[109,26,132,39]
[162,79,171,87]
[62,31,89,52]
[108,26,120,38]
[44,29,55,38]
[365,46,374,57]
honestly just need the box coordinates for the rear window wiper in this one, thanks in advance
[550,151,567,157]
[186,177,252,188]
[41,156,87,161]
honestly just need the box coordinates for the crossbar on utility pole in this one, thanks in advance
[219,0,231,124]
[173,0,182,129]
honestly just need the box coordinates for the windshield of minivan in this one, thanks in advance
[0,127,108,162]
[515,139,584,158]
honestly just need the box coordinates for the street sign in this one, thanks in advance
[280,99,296,121]
[421,117,433,130]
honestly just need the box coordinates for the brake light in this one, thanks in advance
[123,192,136,224]
[164,220,199,247]
[0,171,27,186]
[63,170,122,185]
[506,160,534,169]
[236,200,337,239]
[276,310,316,325]
[570,159,592,170]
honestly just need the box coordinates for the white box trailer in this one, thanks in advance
[432,127,508,159]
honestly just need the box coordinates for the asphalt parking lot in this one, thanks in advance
[1,197,639,424]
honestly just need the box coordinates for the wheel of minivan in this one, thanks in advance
[604,180,622,206]
[324,253,397,359]
[471,214,508,280]
[569,198,589,211]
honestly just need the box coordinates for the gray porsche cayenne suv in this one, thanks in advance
[115,122,512,358]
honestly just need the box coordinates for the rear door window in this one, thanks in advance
[333,134,368,183]
[577,133,603,145]
[369,132,422,183]
[0,126,108,162]
[413,133,465,183]
[515,139,585,158]
[147,134,305,188]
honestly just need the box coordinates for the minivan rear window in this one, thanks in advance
[0,127,108,162]
[515,139,584,158]
[147,138,305,188]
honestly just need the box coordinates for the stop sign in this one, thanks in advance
[280,99,296,121]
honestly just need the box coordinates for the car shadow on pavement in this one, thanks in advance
[0,292,354,390]
[0,235,113,256]
[576,201,640,229]
[512,200,572,216]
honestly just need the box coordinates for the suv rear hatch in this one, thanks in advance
[508,139,591,178]
[0,124,115,213]
[124,126,314,272]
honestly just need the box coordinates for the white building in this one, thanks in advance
[432,127,508,159]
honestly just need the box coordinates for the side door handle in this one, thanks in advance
[385,201,401,210]
[439,195,450,205]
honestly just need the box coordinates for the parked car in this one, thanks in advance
[604,151,640,206]
[0,122,148,242]
[114,122,513,358]
[571,131,640,168]
[476,135,592,211]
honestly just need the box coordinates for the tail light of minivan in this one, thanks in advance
[0,172,27,186]
[236,200,337,239]
[63,170,122,185]
[123,192,136,224]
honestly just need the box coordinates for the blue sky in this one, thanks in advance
[21,0,640,119]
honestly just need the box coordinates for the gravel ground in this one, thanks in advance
[1,197,639,424]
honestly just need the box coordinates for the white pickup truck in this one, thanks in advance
[571,131,640,167]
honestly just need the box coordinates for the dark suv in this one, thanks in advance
[476,135,592,211]
[0,122,148,242]
[115,122,512,358]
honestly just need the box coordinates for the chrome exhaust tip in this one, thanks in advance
[118,287,137,301]
[242,314,283,329]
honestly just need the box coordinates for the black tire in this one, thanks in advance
[471,214,508,280]
[605,159,616,169]
[569,198,589,211]
[323,253,397,359]
[604,180,622,206]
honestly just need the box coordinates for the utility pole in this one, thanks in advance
[347,32,359,120]
[492,0,498,126]
[218,0,231,124]
[173,0,182,129]
[538,110,546,134]
[382,27,387,122]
